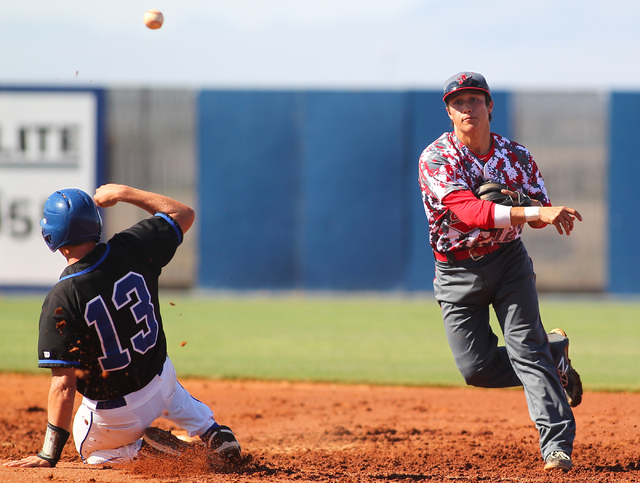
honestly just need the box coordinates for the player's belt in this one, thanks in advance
[434,244,501,262]
[96,397,126,410]
[95,364,164,410]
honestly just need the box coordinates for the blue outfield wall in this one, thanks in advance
[609,93,640,293]
[198,91,301,289]
[301,92,407,290]
[198,90,510,291]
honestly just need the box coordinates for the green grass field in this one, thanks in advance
[1,294,638,391]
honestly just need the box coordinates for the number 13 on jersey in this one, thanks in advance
[84,271,159,372]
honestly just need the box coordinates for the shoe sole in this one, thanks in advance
[143,427,194,457]
[544,461,572,471]
[550,328,567,338]
[216,440,242,454]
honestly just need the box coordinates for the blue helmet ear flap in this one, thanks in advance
[40,189,102,252]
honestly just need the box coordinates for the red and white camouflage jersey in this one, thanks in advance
[419,131,550,254]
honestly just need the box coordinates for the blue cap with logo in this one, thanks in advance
[443,72,491,102]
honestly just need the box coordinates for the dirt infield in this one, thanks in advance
[1,373,638,483]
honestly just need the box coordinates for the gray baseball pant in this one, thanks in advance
[433,239,575,459]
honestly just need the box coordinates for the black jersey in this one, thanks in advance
[38,213,183,401]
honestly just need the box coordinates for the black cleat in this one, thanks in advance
[549,328,583,407]
[200,424,242,465]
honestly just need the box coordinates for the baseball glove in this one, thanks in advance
[475,181,532,207]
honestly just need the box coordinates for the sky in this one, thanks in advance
[2,0,640,92]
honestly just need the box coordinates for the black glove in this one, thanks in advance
[474,181,532,207]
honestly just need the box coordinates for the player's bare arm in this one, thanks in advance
[499,188,581,235]
[3,368,77,468]
[510,205,582,235]
[94,183,195,233]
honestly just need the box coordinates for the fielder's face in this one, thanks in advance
[445,90,493,135]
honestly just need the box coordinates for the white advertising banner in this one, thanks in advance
[0,90,102,287]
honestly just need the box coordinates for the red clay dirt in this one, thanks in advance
[1,373,638,483]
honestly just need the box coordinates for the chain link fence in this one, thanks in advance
[513,92,607,291]
[104,89,197,288]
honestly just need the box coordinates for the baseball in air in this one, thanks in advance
[143,9,164,29]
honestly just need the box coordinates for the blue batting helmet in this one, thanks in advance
[40,188,102,252]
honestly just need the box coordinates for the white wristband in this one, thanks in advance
[524,206,540,222]
[493,204,512,228]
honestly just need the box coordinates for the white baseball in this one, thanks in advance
[143,9,164,29]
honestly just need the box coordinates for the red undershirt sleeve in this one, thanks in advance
[442,189,498,230]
